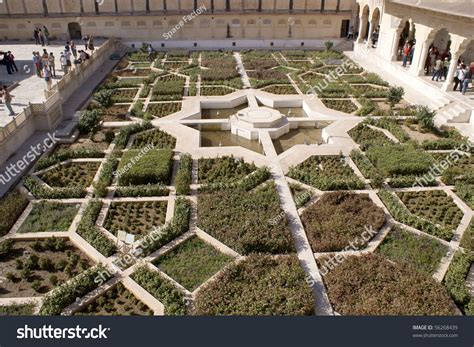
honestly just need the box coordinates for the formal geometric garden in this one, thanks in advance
[0,46,472,316]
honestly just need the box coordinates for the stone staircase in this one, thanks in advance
[435,103,471,124]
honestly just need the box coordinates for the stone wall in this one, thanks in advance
[0,0,358,41]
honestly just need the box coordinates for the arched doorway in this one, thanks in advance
[395,20,416,61]
[420,28,450,76]
[357,5,370,43]
[369,7,381,47]
[68,22,82,40]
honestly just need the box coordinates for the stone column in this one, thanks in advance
[441,53,460,91]
[409,39,428,75]
[366,20,374,47]
[407,21,415,42]
[357,16,367,43]
[390,29,402,60]
[441,35,465,91]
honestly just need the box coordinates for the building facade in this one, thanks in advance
[0,0,359,42]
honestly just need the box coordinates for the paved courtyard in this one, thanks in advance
[0,40,104,126]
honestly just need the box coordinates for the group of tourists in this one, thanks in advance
[33,26,50,46]
[0,50,19,75]
[426,45,472,94]
[29,31,95,90]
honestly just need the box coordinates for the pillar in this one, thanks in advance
[357,16,367,43]
[441,53,460,91]
[366,20,374,47]
[409,39,428,75]
[390,29,402,60]
[407,21,415,42]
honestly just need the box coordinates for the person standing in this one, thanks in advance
[88,35,95,54]
[3,52,13,74]
[147,44,154,62]
[1,86,15,117]
[442,58,450,81]
[402,43,409,67]
[7,51,19,73]
[347,26,354,40]
[65,49,72,71]
[33,28,40,45]
[83,35,89,50]
[43,25,50,45]
[461,65,471,95]
[409,43,415,65]
[60,52,68,74]
[43,66,52,90]
[432,57,443,81]
[454,65,467,92]
[71,41,77,59]
[48,52,56,78]
[33,51,42,77]
[38,29,45,46]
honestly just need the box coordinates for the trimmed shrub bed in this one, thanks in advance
[175,154,193,195]
[0,190,29,236]
[75,282,153,316]
[40,264,111,315]
[378,189,453,241]
[77,200,117,257]
[40,162,100,188]
[18,202,79,233]
[443,251,473,314]
[104,201,167,238]
[261,85,298,95]
[117,149,173,186]
[0,304,35,315]
[193,255,314,315]
[397,190,463,233]
[131,266,186,315]
[287,155,365,191]
[146,102,182,118]
[198,182,294,254]
[154,236,233,291]
[301,192,385,252]
[321,99,358,113]
[366,144,432,178]
[0,238,92,298]
[200,86,235,96]
[323,253,457,315]
[198,156,257,184]
[131,129,176,150]
[349,123,394,150]
[378,227,448,275]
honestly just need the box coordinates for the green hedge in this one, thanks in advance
[0,189,29,236]
[40,264,112,315]
[175,154,193,195]
[77,200,117,257]
[366,144,432,177]
[114,184,169,197]
[24,177,87,199]
[117,149,173,186]
[131,266,186,315]
[93,155,119,198]
[444,251,473,314]
[199,167,271,193]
